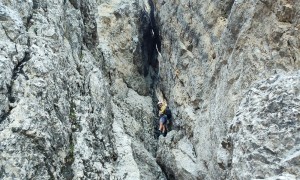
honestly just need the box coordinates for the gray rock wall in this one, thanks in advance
[225,72,300,179]
[0,0,299,179]
[155,0,300,179]
[0,0,164,179]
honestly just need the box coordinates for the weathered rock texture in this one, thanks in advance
[155,0,300,179]
[0,0,299,179]
[225,72,300,179]
[0,0,163,179]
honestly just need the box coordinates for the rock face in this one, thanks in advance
[0,0,164,179]
[0,0,299,180]
[224,72,300,179]
[155,0,300,179]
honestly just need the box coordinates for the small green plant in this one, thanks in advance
[68,142,75,162]
[65,135,75,164]
[69,101,76,123]
[79,51,83,61]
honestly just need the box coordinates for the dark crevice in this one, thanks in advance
[80,1,98,50]
[148,0,161,53]
[0,45,30,123]
[32,0,48,10]
[69,0,80,9]
[12,51,30,81]
[0,107,12,124]
[140,0,163,138]
[140,0,161,77]
[26,14,33,31]
[61,133,75,180]
[32,0,39,9]
[143,1,172,179]
[8,50,30,103]
[156,159,175,180]
[224,0,235,18]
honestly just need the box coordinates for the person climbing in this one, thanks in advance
[157,101,168,136]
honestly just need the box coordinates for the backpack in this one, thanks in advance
[165,107,172,120]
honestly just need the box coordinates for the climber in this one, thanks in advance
[157,101,168,136]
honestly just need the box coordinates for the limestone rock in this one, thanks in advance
[223,72,300,179]
[1,0,300,179]
[155,0,300,179]
[157,131,206,179]
[0,0,164,179]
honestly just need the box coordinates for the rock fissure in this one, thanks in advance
[11,51,30,81]
[61,133,75,180]
[0,44,30,123]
